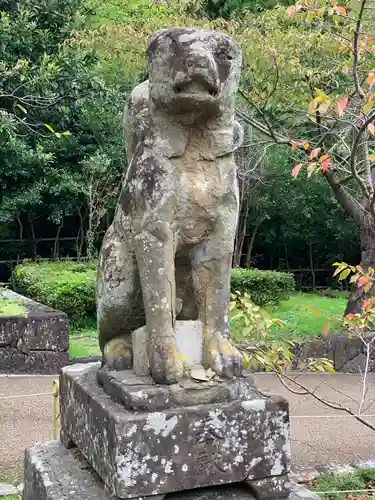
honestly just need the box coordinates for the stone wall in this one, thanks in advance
[292,333,375,373]
[0,289,69,374]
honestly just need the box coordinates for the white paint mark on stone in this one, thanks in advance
[182,464,188,472]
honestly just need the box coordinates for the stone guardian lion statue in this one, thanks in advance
[97,27,244,384]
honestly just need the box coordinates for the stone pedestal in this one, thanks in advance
[59,362,292,500]
[23,441,261,500]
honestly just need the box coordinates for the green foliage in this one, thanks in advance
[229,291,334,373]
[268,293,345,340]
[312,467,375,500]
[13,261,97,318]
[0,0,124,256]
[187,0,291,20]
[231,267,295,306]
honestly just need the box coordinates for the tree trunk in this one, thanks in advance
[346,213,375,314]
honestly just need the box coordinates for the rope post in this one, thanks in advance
[52,379,60,440]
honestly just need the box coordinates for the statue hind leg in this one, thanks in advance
[97,224,145,370]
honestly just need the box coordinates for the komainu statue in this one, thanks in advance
[97,27,245,384]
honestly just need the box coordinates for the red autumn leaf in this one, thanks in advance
[372,46,375,56]
[322,321,332,336]
[335,95,349,117]
[287,5,297,19]
[319,154,331,172]
[291,142,298,152]
[292,163,303,178]
[346,313,357,319]
[369,123,375,136]
[358,276,369,288]
[334,5,347,16]
[309,147,321,160]
[362,299,371,310]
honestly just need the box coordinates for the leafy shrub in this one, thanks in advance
[13,261,295,318]
[13,261,97,319]
[231,268,295,306]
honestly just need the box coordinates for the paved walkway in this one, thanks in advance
[1,372,375,484]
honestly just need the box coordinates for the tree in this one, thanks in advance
[0,0,124,258]
[235,0,375,312]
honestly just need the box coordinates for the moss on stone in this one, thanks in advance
[0,291,27,317]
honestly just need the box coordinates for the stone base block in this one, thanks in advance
[60,363,292,499]
[23,441,319,500]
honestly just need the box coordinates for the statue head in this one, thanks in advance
[147,28,242,122]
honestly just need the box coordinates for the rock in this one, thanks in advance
[290,467,320,484]
[355,459,375,468]
[61,363,291,499]
[0,482,18,496]
[24,441,314,500]
[288,483,321,499]
[0,289,69,374]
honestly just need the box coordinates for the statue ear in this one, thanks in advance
[213,121,244,158]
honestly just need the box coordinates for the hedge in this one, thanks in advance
[13,261,295,318]
[231,268,295,306]
[13,261,97,319]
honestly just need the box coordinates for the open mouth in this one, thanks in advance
[174,81,218,97]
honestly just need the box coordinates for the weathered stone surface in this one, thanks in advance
[132,326,150,376]
[292,333,375,373]
[97,366,260,411]
[25,351,69,374]
[97,27,245,384]
[0,348,26,371]
[246,475,290,499]
[288,483,320,499]
[60,363,291,499]
[23,441,316,500]
[0,482,18,496]
[0,289,69,374]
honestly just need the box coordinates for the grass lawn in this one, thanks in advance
[311,467,375,499]
[69,318,100,360]
[267,291,347,341]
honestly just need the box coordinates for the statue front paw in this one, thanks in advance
[149,336,185,385]
[204,333,244,378]
[103,337,133,371]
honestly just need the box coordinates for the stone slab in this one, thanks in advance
[23,441,318,500]
[97,367,260,411]
[0,289,69,374]
[132,321,203,377]
[60,363,291,499]
[0,482,18,496]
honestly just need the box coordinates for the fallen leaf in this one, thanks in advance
[372,46,375,56]
[191,365,209,381]
[292,163,303,178]
[369,123,375,136]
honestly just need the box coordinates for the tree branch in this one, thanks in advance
[323,168,362,223]
[353,0,367,100]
